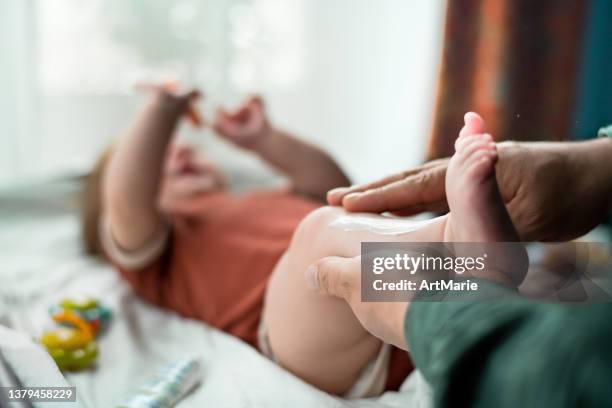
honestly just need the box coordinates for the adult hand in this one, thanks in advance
[327,158,450,216]
[305,256,410,350]
[328,114,612,241]
[327,112,485,216]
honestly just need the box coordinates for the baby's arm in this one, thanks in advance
[214,97,350,201]
[255,128,351,202]
[103,88,198,252]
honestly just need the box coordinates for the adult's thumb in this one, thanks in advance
[305,256,360,300]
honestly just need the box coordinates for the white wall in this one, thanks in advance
[267,0,445,182]
[0,0,445,187]
[0,0,38,185]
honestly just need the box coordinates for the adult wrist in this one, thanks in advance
[576,137,612,213]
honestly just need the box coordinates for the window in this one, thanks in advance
[0,0,444,187]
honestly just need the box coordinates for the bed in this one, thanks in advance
[0,178,432,407]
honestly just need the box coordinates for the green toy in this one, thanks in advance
[40,309,98,371]
[40,298,112,370]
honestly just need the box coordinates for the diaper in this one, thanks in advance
[257,321,391,399]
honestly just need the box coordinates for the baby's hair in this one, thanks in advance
[81,146,114,256]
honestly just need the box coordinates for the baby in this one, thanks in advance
[81,85,413,397]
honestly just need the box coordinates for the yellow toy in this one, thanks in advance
[40,309,98,371]
[40,297,111,370]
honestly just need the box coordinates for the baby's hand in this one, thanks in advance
[135,81,203,127]
[213,96,272,150]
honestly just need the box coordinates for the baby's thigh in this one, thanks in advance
[262,207,444,394]
[263,207,379,394]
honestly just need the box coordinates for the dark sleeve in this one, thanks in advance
[405,280,612,408]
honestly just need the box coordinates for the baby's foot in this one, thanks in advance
[444,113,526,284]
[445,116,517,243]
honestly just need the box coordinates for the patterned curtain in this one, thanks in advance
[427,0,588,160]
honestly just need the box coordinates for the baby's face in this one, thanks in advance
[159,143,226,212]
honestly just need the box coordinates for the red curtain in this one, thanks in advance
[427,0,588,160]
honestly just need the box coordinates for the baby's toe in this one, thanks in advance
[455,133,493,153]
[461,140,496,163]
[465,154,496,181]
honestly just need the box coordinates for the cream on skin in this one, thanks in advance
[329,213,439,235]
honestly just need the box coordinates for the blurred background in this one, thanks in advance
[0,0,445,188]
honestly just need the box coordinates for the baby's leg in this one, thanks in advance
[263,112,525,395]
[262,207,447,394]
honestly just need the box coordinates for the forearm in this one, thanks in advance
[405,280,612,407]
[405,280,521,403]
[559,136,612,236]
[103,94,184,250]
[578,136,612,211]
[253,129,350,201]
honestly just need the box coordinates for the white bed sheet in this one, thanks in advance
[0,182,432,408]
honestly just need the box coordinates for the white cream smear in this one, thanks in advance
[330,213,439,235]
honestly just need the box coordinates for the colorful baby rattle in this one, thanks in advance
[50,298,112,335]
[40,298,112,371]
[40,309,98,371]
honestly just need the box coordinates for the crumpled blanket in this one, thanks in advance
[0,181,431,407]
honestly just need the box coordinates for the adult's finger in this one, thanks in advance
[305,256,361,301]
[389,199,449,216]
[326,159,447,206]
[341,163,447,213]
[327,173,408,206]
[307,255,410,349]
